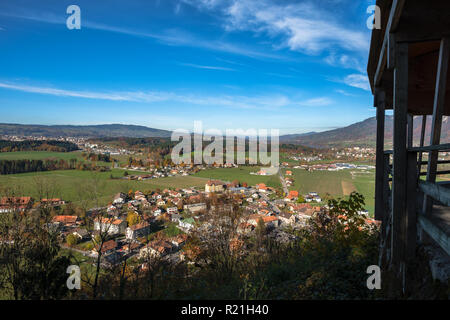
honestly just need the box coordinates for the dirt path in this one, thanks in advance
[341,180,356,196]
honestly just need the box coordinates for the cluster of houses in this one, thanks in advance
[122,162,239,181]
[287,162,375,172]
[0,196,66,213]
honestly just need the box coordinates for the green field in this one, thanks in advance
[0,151,84,161]
[193,166,282,189]
[285,168,375,215]
[0,150,114,167]
[0,169,209,207]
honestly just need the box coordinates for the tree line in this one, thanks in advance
[0,140,79,152]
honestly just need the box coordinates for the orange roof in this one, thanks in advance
[262,216,278,223]
[100,217,125,225]
[288,191,299,197]
[1,197,32,205]
[52,215,78,224]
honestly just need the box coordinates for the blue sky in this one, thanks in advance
[0,0,376,134]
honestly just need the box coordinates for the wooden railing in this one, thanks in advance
[378,146,450,264]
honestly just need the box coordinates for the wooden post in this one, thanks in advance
[381,153,391,240]
[424,37,450,215]
[418,115,427,174]
[407,114,413,148]
[375,90,386,221]
[406,151,417,259]
[391,42,408,267]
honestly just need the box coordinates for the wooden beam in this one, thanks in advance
[419,181,450,207]
[410,143,450,152]
[375,90,386,221]
[417,115,427,174]
[391,42,409,266]
[374,0,406,86]
[424,37,450,214]
[407,114,414,148]
[418,214,450,256]
[406,151,418,259]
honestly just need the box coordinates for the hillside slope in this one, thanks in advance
[0,123,172,138]
[280,116,450,148]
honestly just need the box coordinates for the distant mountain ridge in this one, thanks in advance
[1,116,448,147]
[0,123,172,138]
[280,116,450,148]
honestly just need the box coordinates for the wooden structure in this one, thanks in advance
[368,0,450,292]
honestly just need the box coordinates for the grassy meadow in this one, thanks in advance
[0,168,209,207]
[285,168,375,215]
[193,166,282,189]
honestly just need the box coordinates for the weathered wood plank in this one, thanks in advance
[374,0,406,87]
[406,151,418,259]
[410,143,450,153]
[424,37,450,214]
[391,42,409,266]
[418,115,427,174]
[419,181,450,207]
[407,114,413,148]
[375,90,386,221]
[418,214,450,256]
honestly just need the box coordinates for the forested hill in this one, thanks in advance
[0,140,79,152]
[0,123,172,138]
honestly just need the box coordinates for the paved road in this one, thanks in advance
[260,192,281,214]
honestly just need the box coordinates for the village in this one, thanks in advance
[0,174,377,272]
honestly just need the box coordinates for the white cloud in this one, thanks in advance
[298,97,333,107]
[184,0,369,55]
[0,80,334,111]
[178,62,236,71]
[343,74,370,91]
[0,81,313,110]
[0,11,283,60]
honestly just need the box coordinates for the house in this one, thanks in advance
[167,207,178,214]
[113,192,126,204]
[286,170,293,176]
[183,203,206,213]
[170,234,188,249]
[156,200,166,207]
[126,221,151,240]
[278,212,297,225]
[247,214,280,228]
[94,218,127,235]
[179,217,195,231]
[0,196,33,213]
[139,240,173,258]
[151,207,162,216]
[72,228,89,240]
[284,190,299,202]
[52,215,80,227]
[205,180,225,193]
[92,239,117,256]
[41,198,65,207]
[256,183,268,192]
[121,241,142,253]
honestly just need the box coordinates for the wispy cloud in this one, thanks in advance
[0,11,284,60]
[0,81,329,110]
[342,74,370,91]
[178,62,236,71]
[183,0,369,55]
[298,97,333,107]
